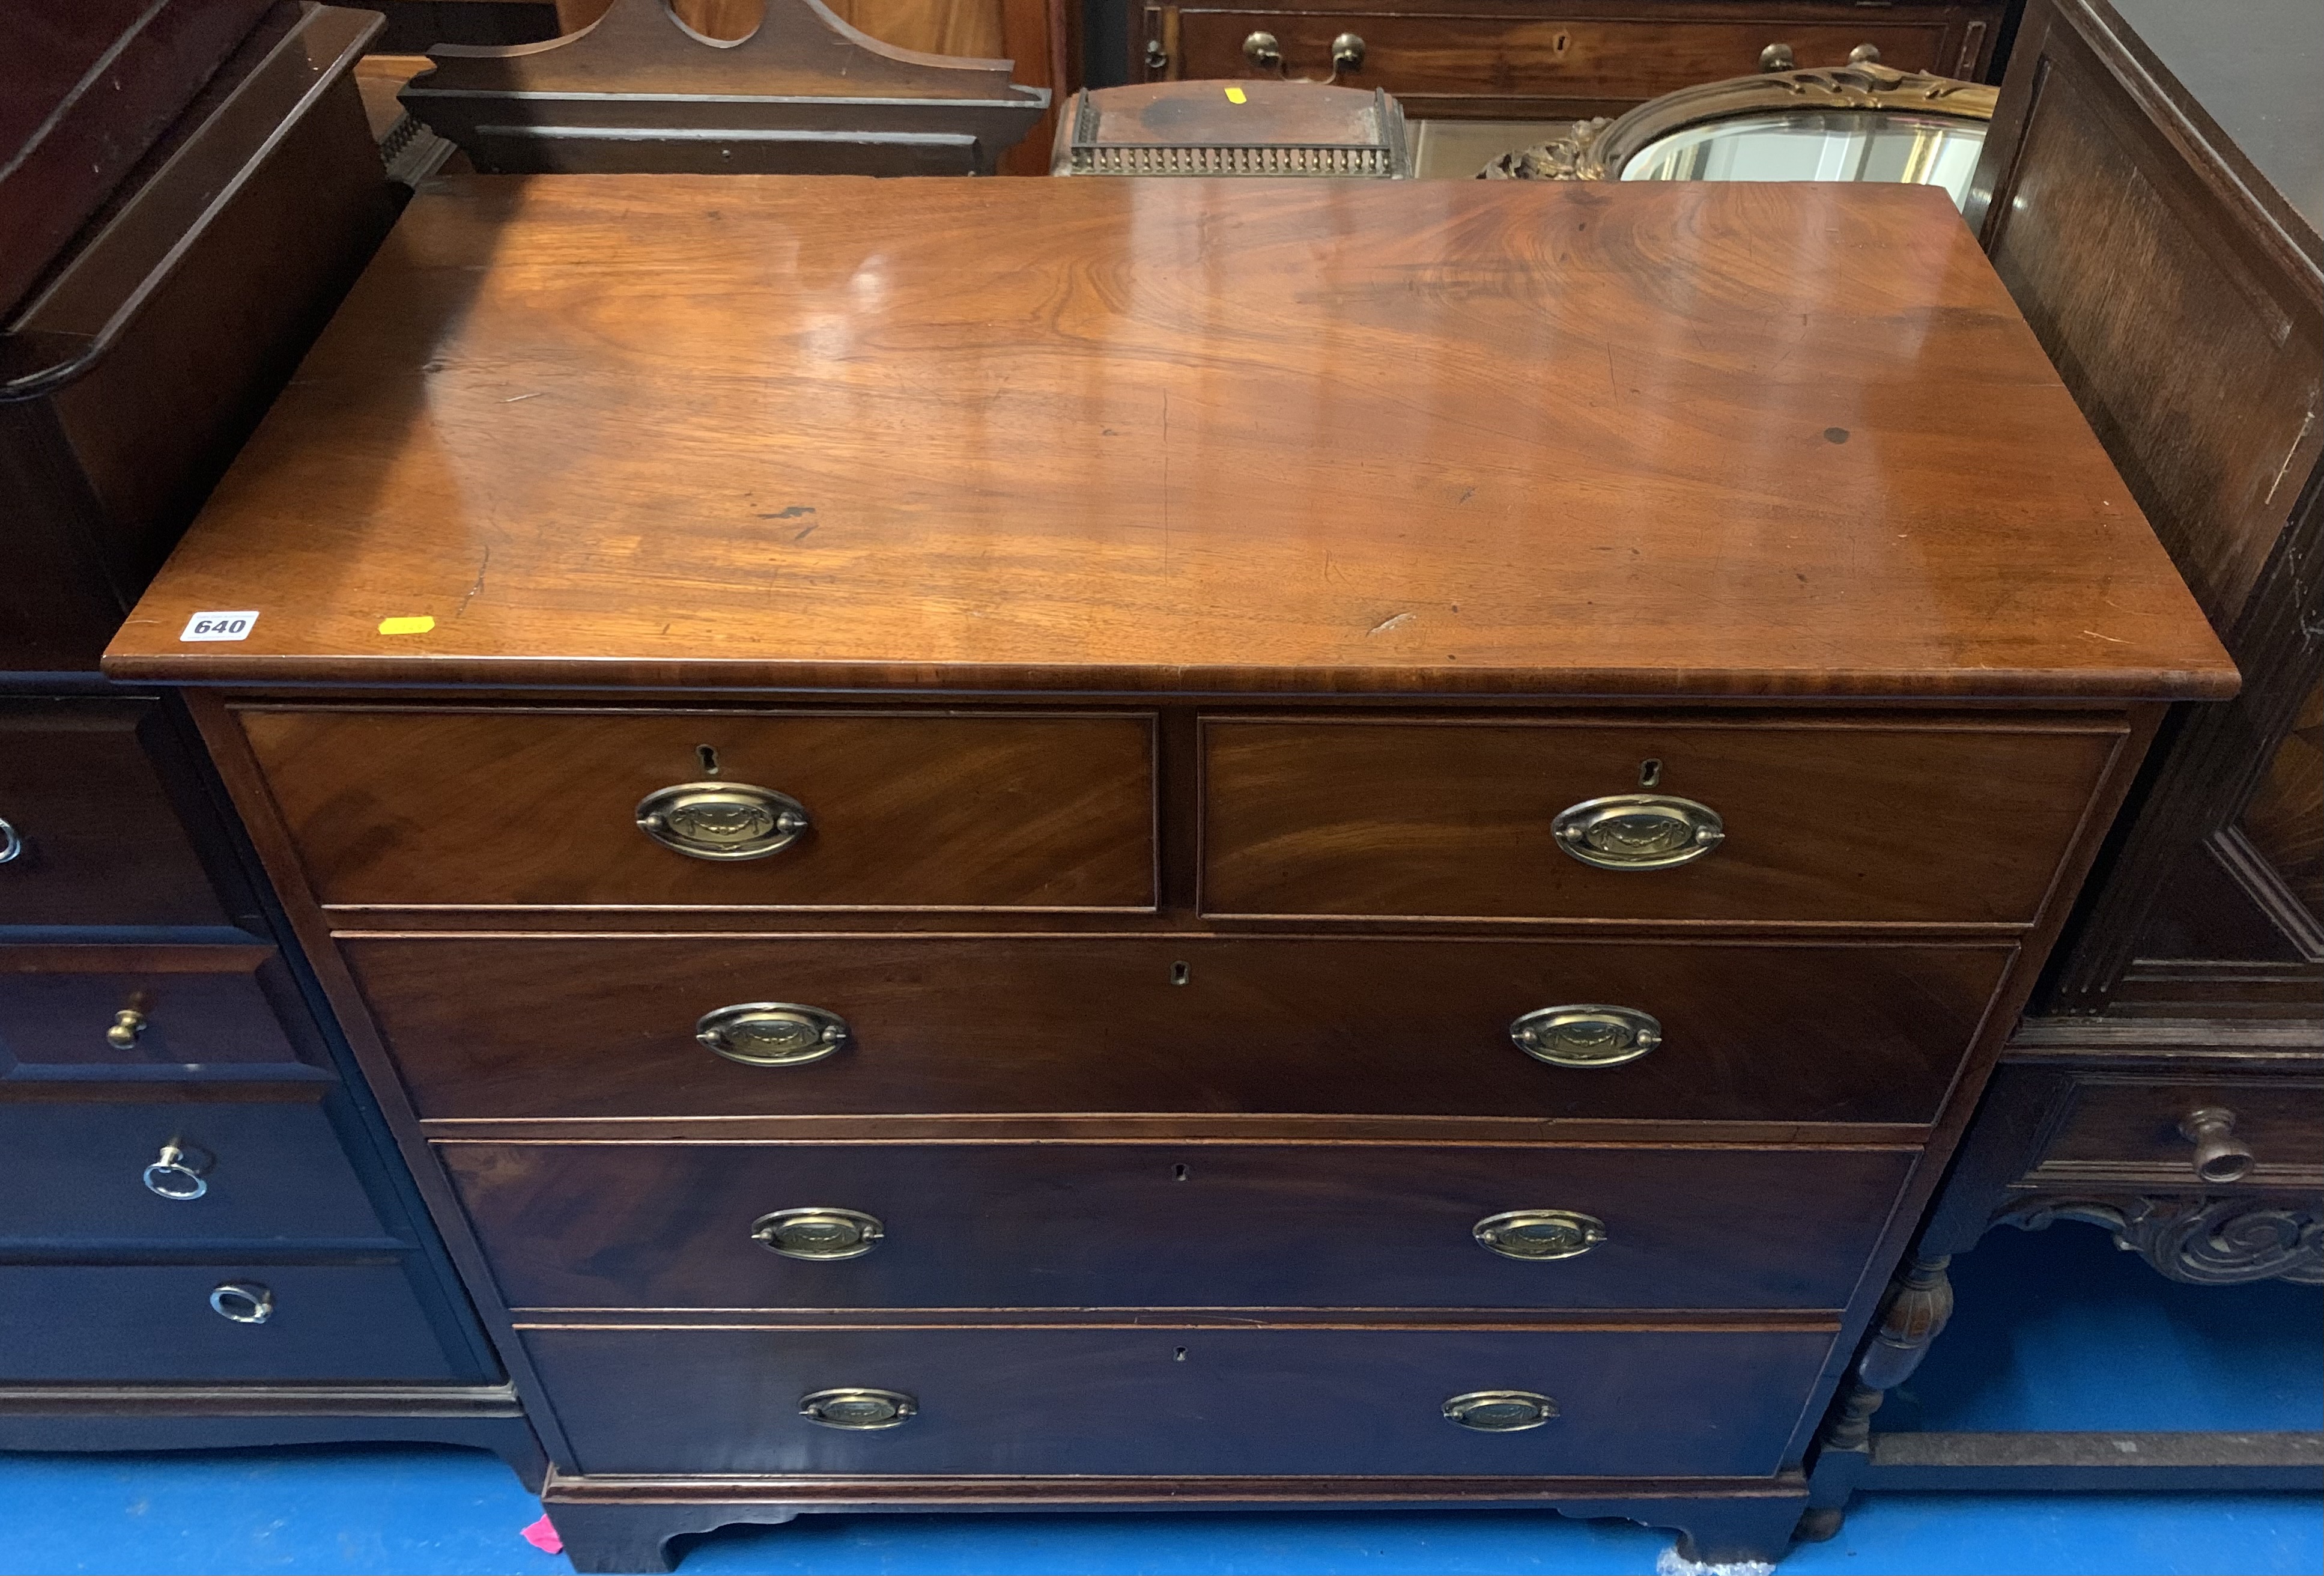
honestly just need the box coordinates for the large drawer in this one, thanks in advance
[0,1097,386,1243]
[0,946,308,1076]
[526,1322,1833,1477]
[0,699,229,928]
[445,1140,1911,1310]
[1201,716,2123,923]
[348,934,2011,1124]
[235,707,1156,912]
[0,1262,467,1382]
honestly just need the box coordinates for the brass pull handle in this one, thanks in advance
[0,816,21,863]
[105,1009,148,1050]
[800,1387,915,1429]
[1474,1209,1606,1261]
[2179,1107,2254,1183]
[754,1206,884,1259]
[1759,41,1796,71]
[636,781,810,861]
[1510,1005,1661,1068]
[1144,37,1168,71]
[1242,29,1365,82]
[1847,42,1882,63]
[142,1143,212,1200]
[208,1282,273,1324]
[696,1002,851,1066]
[1442,1390,1558,1431]
[1552,794,1723,871]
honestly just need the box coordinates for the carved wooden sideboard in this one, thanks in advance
[1802,0,2323,1525]
[0,2,535,1472]
[106,175,2229,1571]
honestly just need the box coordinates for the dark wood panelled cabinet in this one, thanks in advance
[108,174,2228,1569]
[1803,0,2323,1529]
[0,4,536,1477]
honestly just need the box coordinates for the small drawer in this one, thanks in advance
[0,1262,468,1382]
[526,1323,1834,1477]
[236,707,1156,913]
[1201,716,2122,923]
[348,933,2011,1124]
[0,699,229,928]
[0,1097,386,1243]
[0,947,307,1076]
[1174,13,1955,109]
[2032,1079,2324,1187]
[446,1140,1912,1311]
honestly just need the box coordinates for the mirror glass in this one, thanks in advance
[1620,111,1987,208]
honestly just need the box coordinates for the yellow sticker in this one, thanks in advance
[1224,85,1247,103]
[377,615,435,635]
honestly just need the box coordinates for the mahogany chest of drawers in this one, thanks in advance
[107,174,2231,1570]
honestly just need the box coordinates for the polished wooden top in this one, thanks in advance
[106,175,2234,700]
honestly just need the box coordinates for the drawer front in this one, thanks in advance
[0,1263,467,1382]
[349,934,2009,1124]
[0,949,305,1076]
[0,699,228,928]
[1202,717,2121,923]
[1174,13,1955,108]
[447,1141,1911,1310]
[527,1323,1833,1477]
[237,708,1156,912]
[0,1098,386,1243]
[2033,1079,2324,1186]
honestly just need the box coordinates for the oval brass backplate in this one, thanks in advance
[636,780,810,860]
[1442,1389,1558,1432]
[1550,793,1723,871]
[753,1206,885,1259]
[696,1002,851,1067]
[1509,1005,1661,1068]
[1473,1209,1607,1261]
[799,1387,917,1429]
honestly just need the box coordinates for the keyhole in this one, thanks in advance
[1170,961,1191,987]
[1173,1163,1190,1181]
[1639,758,1662,788]
[1553,29,1570,52]
[697,744,721,776]
[1173,1346,1188,1362]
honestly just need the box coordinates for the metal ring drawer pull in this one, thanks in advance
[1552,794,1723,870]
[1443,1390,1558,1432]
[143,1143,212,1201]
[636,781,810,860]
[1509,1005,1661,1068]
[208,1282,273,1324]
[2179,1107,2254,1184]
[0,815,21,863]
[753,1206,884,1259]
[799,1387,915,1429]
[696,1002,851,1066]
[1474,1209,1606,1261]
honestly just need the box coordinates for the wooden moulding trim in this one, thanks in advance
[0,1383,526,1417]
[509,1310,1845,1332]
[417,1118,1932,1146]
[541,1469,1812,1503]
[99,653,2245,701]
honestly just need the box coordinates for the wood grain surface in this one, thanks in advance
[104,176,2232,702]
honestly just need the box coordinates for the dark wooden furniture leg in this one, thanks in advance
[546,1501,800,1574]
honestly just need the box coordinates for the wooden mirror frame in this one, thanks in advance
[1482,60,1997,181]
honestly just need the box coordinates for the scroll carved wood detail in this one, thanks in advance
[1997,1193,2324,1285]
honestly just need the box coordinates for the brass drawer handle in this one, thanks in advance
[1510,1005,1661,1068]
[1242,28,1365,82]
[1759,41,1795,71]
[1443,1389,1558,1432]
[106,1008,148,1050]
[636,780,810,860]
[142,1143,213,1201]
[1474,1209,1606,1261]
[0,815,21,863]
[208,1282,273,1324]
[800,1386,916,1429]
[2179,1107,2255,1184]
[754,1206,885,1259]
[697,1002,851,1067]
[1552,793,1723,870]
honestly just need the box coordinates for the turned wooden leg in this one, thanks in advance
[544,1501,799,1573]
[1798,1249,1955,1542]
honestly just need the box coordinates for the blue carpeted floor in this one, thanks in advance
[4,1222,2318,1575]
